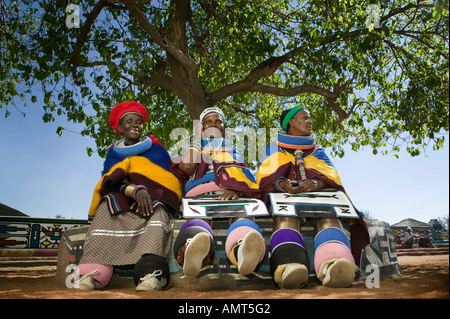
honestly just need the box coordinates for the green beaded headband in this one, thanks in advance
[281,107,304,131]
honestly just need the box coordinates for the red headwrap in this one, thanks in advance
[109,101,149,134]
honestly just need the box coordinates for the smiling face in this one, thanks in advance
[118,113,144,145]
[202,113,225,139]
[287,110,312,136]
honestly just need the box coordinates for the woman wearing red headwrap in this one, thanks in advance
[75,101,182,292]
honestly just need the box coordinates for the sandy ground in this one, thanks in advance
[0,254,448,301]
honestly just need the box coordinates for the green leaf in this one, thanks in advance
[0,0,447,160]
[56,126,64,137]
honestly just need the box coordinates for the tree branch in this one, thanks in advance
[381,2,434,23]
[209,48,301,102]
[188,11,227,84]
[81,61,108,68]
[120,0,197,72]
[221,100,255,118]
[140,58,174,91]
[394,30,449,60]
[250,84,349,121]
[196,0,226,23]
[248,84,339,99]
[121,0,208,118]
[116,75,135,89]
[70,0,109,83]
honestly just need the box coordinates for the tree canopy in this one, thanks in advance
[1,0,448,159]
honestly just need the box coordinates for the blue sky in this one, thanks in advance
[0,104,448,226]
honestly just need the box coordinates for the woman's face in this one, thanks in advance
[202,113,225,139]
[118,113,144,145]
[288,110,312,136]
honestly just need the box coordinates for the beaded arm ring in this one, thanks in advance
[189,140,202,154]
[131,185,148,200]
[121,184,148,200]
[274,176,288,192]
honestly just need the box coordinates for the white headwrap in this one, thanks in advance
[199,107,225,122]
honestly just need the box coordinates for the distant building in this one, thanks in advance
[0,203,28,217]
[391,218,431,230]
[428,219,448,243]
[391,218,433,243]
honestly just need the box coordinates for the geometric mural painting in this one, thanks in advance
[360,218,401,278]
[0,216,89,249]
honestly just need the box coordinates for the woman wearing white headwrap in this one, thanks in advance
[170,107,266,278]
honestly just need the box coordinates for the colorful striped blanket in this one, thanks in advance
[170,139,261,199]
[257,143,344,199]
[88,135,182,221]
[256,137,370,266]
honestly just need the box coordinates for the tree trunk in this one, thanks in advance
[166,0,210,119]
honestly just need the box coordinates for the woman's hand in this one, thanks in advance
[218,189,241,200]
[279,179,303,194]
[298,179,319,192]
[132,189,153,217]
[280,179,321,193]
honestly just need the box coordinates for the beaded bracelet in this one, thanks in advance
[274,177,288,192]
[124,184,135,198]
[132,185,148,200]
[120,183,130,196]
[190,140,202,152]
[189,145,201,154]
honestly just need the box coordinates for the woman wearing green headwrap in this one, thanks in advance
[256,107,369,289]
